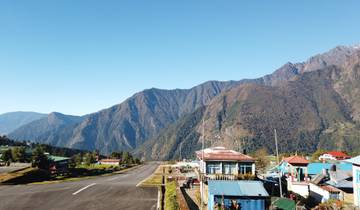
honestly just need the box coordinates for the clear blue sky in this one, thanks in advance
[1,0,360,115]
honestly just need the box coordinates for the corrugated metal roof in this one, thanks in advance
[48,155,70,162]
[307,163,352,175]
[208,180,269,197]
[272,198,295,210]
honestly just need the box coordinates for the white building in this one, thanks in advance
[98,159,120,165]
[195,147,256,208]
[319,151,351,161]
[346,156,360,207]
[196,147,255,179]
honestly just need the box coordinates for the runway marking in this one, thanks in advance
[72,183,96,195]
[106,174,129,181]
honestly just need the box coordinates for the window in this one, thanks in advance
[357,169,360,183]
[223,162,237,174]
[206,162,221,174]
[239,164,252,174]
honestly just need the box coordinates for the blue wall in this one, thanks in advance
[208,195,266,210]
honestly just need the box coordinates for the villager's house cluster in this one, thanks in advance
[270,150,357,209]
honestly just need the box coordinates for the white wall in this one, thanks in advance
[353,165,360,207]
[309,183,335,203]
[287,179,309,198]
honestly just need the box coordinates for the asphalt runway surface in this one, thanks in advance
[0,163,159,210]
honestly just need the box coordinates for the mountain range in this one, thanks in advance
[0,112,46,135]
[5,45,360,159]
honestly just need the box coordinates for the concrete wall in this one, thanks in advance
[287,179,309,198]
[309,183,339,203]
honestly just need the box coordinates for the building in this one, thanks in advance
[307,162,352,178]
[196,147,255,180]
[48,155,70,174]
[279,155,309,198]
[309,184,342,203]
[196,147,256,208]
[309,165,353,204]
[207,180,270,210]
[346,156,360,207]
[319,151,351,161]
[98,159,120,165]
[279,156,309,182]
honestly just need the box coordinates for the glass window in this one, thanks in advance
[206,162,221,174]
[223,162,237,174]
[357,170,360,183]
[239,164,252,174]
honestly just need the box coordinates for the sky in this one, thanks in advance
[1,0,360,116]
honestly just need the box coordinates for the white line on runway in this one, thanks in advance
[72,183,96,195]
[107,174,129,181]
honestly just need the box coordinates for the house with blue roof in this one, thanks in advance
[307,162,352,177]
[207,180,270,210]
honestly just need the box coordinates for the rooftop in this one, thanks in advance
[282,156,309,165]
[323,151,351,158]
[346,155,360,166]
[307,162,352,175]
[48,155,70,162]
[196,147,254,162]
[320,185,341,193]
[208,180,269,197]
[99,159,120,162]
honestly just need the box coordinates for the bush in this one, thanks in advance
[165,180,179,210]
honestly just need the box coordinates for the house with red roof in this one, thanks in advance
[278,155,310,198]
[319,151,351,161]
[279,155,309,182]
[98,159,120,165]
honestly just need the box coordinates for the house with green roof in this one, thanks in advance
[48,155,71,175]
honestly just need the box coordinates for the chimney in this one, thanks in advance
[243,149,247,155]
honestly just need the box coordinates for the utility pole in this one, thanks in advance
[274,129,283,198]
[201,117,205,210]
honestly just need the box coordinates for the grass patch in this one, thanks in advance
[2,164,140,185]
[165,180,179,210]
[138,165,169,187]
[0,167,34,183]
[1,167,51,184]
[76,164,120,170]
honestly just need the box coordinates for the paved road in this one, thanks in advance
[0,163,159,210]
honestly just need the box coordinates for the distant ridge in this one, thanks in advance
[0,112,46,135]
[9,44,360,158]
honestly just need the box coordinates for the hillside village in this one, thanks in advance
[148,147,360,210]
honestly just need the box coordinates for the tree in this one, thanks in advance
[84,152,96,166]
[32,146,50,170]
[254,148,270,174]
[73,153,83,166]
[1,149,13,166]
[11,147,27,163]
[134,158,141,165]
[122,152,133,164]
[110,151,123,159]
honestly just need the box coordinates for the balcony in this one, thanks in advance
[203,173,256,181]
